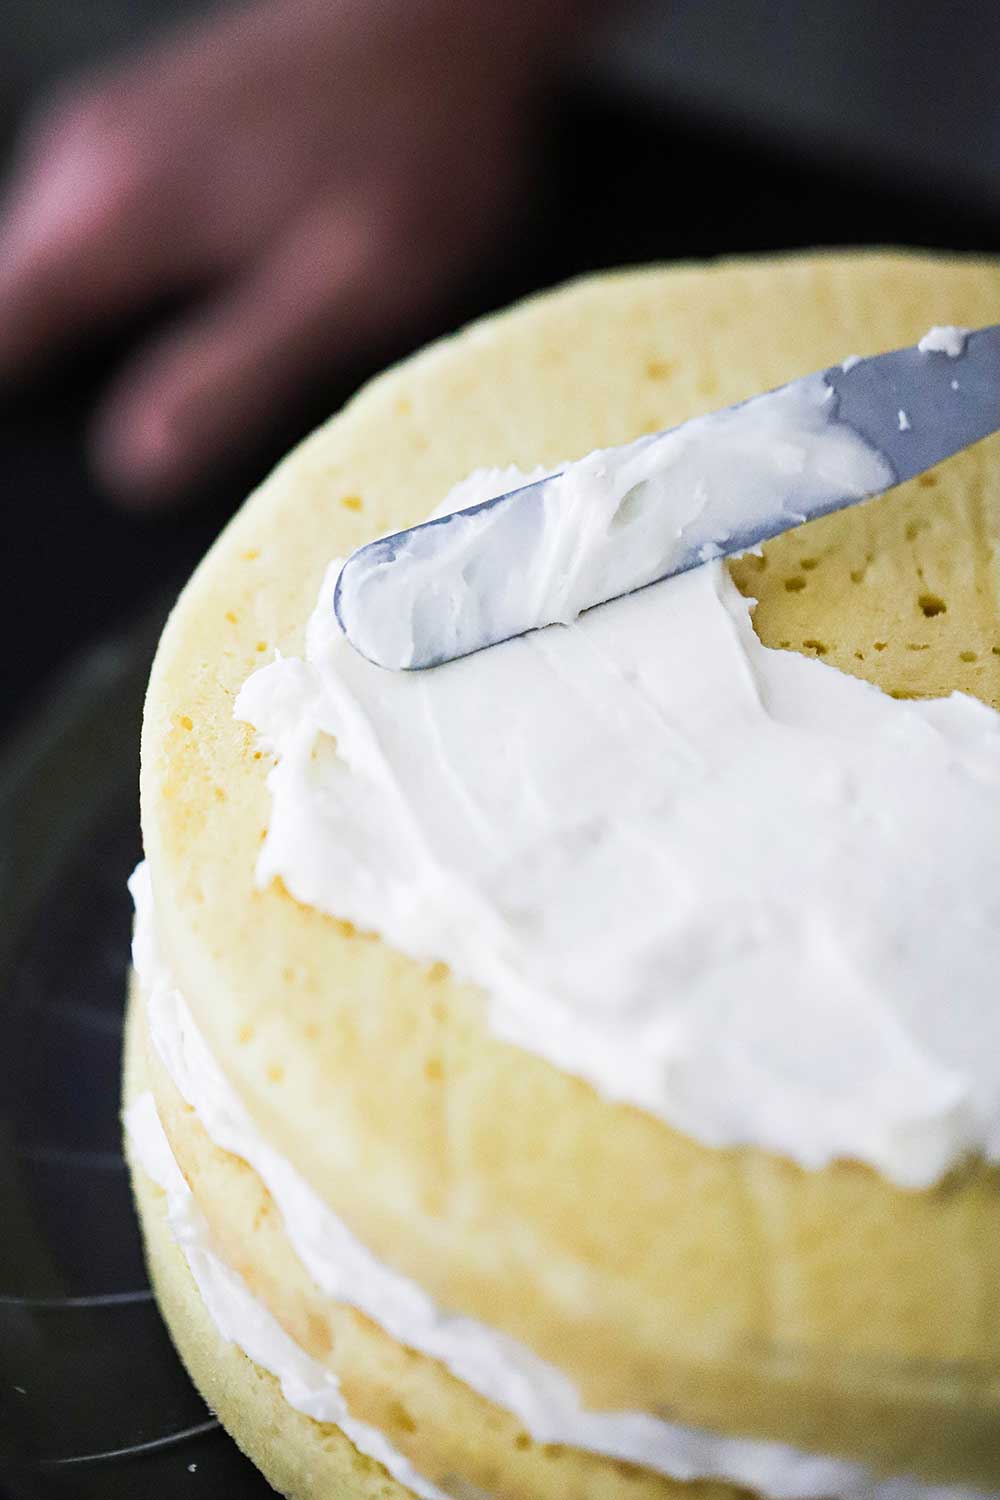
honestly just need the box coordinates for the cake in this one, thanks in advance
[123,250,1000,1499]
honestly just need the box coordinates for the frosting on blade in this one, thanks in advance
[130,868,998,1500]
[335,376,892,669]
[236,470,1000,1187]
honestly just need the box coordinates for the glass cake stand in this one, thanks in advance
[0,606,272,1500]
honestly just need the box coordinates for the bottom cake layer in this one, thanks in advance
[125,1076,449,1493]
[124,977,1000,1500]
[125,990,742,1500]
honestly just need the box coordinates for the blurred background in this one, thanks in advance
[1,3,999,1495]
[2,0,1000,736]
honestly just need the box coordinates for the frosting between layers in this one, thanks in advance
[130,866,996,1500]
[124,1089,450,1500]
[235,466,1000,1188]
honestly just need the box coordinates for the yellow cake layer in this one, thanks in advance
[127,983,745,1499]
[124,993,419,1499]
[136,252,1000,1481]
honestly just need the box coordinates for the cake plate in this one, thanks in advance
[0,603,273,1500]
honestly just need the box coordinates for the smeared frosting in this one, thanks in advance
[235,467,1000,1188]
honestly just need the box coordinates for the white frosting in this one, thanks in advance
[918,326,969,357]
[130,867,996,1500]
[334,373,892,670]
[124,1087,450,1500]
[235,477,1000,1188]
[898,409,912,432]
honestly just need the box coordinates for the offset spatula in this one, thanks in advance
[335,325,1000,671]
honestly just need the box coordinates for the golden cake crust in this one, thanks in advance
[138,252,1000,1477]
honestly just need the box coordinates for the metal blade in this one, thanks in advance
[828,324,1000,483]
[335,325,1000,670]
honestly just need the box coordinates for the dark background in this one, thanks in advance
[1,3,998,1497]
[2,0,1000,742]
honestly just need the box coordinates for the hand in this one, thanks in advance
[0,0,581,504]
